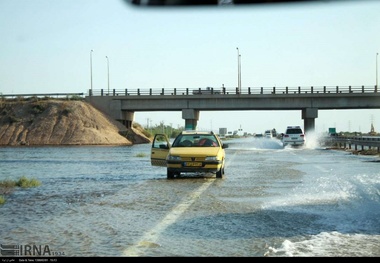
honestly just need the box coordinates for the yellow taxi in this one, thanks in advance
[150,130,228,179]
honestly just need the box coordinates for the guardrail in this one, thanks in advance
[0,93,84,99]
[322,135,380,153]
[1,86,377,98]
[88,85,378,96]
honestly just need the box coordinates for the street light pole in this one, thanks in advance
[236,47,241,93]
[90,49,94,93]
[239,53,241,93]
[106,56,110,95]
[376,52,378,89]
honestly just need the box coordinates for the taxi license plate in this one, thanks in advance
[184,162,202,167]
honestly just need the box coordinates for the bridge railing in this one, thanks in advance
[88,85,378,97]
[322,135,380,152]
[0,93,84,99]
[1,86,377,98]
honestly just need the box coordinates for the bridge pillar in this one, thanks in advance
[182,109,199,130]
[121,111,135,129]
[302,108,318,134]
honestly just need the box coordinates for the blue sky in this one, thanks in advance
[1,0,379,135]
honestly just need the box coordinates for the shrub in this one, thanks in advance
[69,95,84,101]
[0,177,41,206]
[16,176,41,188]
[62,108,74,116]
[0,179,17,188]
[8,115,22,123]
[31,102,46,113]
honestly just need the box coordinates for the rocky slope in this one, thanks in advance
[0,98,151,146]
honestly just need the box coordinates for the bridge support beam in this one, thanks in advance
[302,108,318,135]
[121,110,134,129]
[182,109,199,130]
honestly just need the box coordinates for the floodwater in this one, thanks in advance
[0,136,379,257]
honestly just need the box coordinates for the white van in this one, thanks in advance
[264,130,273,138]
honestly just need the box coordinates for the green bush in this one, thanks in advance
[69,95,84,101]
[0,177,41,206]
[16,176,41,188]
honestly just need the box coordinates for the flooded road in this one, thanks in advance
[1,137,380,257]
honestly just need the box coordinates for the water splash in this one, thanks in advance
[305,131,324,149]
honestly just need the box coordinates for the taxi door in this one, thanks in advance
[150,134,170,167]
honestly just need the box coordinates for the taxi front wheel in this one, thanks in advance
[167,169,175,179]
[216,167,225,179]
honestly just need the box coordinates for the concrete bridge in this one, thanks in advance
[84,85,380,135]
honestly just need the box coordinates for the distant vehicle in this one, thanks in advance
[150,130,228,179]
[264,130,273,138]
[192,87,221,95]
[281,126,305,147]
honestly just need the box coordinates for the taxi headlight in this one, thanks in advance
[167,155,181,161]
[205,156,218,161]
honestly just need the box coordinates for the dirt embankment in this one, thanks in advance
[0,98,152,146]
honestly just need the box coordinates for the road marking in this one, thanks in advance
[122,147,238,256]
[122,179,214,257]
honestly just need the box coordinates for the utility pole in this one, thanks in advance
[236,47,241,93]
[106,56,110,95]
[376,52,378,89]
[90,49,94,93]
